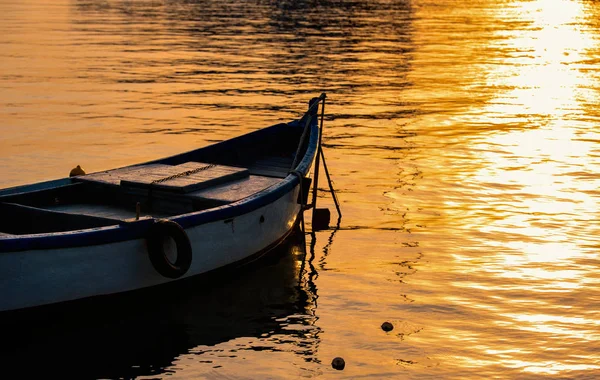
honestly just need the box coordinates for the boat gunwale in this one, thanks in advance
[0,119,319,253]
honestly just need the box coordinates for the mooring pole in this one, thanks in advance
[310,94,326,220]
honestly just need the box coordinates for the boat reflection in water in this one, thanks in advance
[1,226,319,378]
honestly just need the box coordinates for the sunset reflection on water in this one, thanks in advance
[1,0,600,378]
[405,0,600,377]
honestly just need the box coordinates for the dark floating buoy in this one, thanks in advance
[69,165,86,177]
[381,321,394,332]
[312,208,331,231]
[331,357,345,370]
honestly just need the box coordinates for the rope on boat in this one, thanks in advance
[289,170,307,237]
[151,164,216,185]
[290,93,327,170]
[146,163,216,209]
[290,114,313,170]
[290,93,342,230]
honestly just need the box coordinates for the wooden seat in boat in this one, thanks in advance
[77,162,249,193]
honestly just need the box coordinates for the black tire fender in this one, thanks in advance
[146,219,192,279]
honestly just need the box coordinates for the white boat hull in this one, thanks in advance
[0,187,301,312]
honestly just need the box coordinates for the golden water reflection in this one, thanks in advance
[482,0,595,122]
[2,0,600,378]
[411,0,600,377]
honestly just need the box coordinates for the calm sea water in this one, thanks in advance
[1,0,600,378]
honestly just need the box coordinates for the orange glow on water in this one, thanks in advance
[481,0,594,122]
[403,0,600,377]
[2,0,600,378]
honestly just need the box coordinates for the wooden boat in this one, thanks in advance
[0,94,326,313]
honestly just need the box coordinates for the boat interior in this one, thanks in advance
[0,124,310,236]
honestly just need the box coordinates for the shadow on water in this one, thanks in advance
[0,226,320,379]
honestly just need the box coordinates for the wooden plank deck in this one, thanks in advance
[67,160,286,214]
[120,163,249,193]
[75,164,167,187]
[77,162,250,194]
